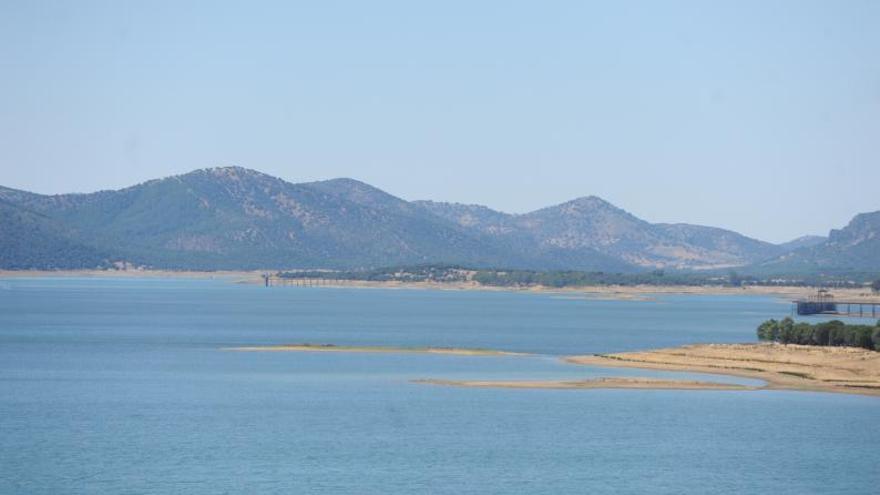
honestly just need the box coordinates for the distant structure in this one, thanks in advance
[262,274,336,287]
[794,289,837,315]
[794,289,878,317]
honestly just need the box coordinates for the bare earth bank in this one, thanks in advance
[566,343,880,397]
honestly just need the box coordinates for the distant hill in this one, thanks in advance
[0,167,876,274]
[777,235,827,252]
[757,211,880,275]
[416,197,786,270]
[0,198,109,269]
[0,168,521,270]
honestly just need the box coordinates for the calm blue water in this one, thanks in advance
[1,278,877,494]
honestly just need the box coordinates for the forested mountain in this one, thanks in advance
[0,168,521,270]
[0,167,876,274]
[416,197,788,269]
[0,198,109,269]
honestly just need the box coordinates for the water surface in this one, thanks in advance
[1,278,877,494]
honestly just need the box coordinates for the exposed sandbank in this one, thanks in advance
[225,342,880,396]
[566,343,880,397]
[414,377,755,391]
[225,343,526,356]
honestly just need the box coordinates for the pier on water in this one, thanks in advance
[262,274,341,288]
[794,289,879,318]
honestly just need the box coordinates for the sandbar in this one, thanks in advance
[414,377,755,391]
[225,343,526,356]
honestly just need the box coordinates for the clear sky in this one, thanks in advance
[1,1,878,243]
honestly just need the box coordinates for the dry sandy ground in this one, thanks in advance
[566,343,880,397]
[225,344,526,357]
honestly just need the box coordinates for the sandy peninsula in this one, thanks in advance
[566,343,880,397]
[225,343,526,356]
[226,342,880,396]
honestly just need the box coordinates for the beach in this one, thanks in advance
[566,343,880,397]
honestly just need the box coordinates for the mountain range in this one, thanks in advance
[0,166,875,275]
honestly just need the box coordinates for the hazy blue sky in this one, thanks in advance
[1,1,878,242]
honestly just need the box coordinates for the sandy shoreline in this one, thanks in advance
[225,342,880,396]
[225,344,527,356]
[3,268,878,302]
[566,343,880,397]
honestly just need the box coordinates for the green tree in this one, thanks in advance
[826,320,847,346]
[813,322,831,346]
[854,326,874,350]
[757,320,772,340]
[777,317,796,343]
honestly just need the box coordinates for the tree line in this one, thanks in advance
[278,264,880,289]
[756,318,880,350]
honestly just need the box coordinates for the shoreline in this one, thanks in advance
[565,343,880,397]
[2,269,878,302]
[223,342,880,397]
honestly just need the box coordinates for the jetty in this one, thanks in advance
[794,289,879,317]
[262,274,340,287]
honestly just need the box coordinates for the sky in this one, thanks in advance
[1,1,878,243]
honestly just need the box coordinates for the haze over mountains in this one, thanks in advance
[0,167,875,275]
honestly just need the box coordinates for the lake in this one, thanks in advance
[1,277,877,494]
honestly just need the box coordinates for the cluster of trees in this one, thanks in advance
[470,268,708,287]
[757,317,880,350]
[280,264,880,290]
[281,265,718,287]
[278,264,473,283]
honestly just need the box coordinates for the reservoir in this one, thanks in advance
[1,277,877,494]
